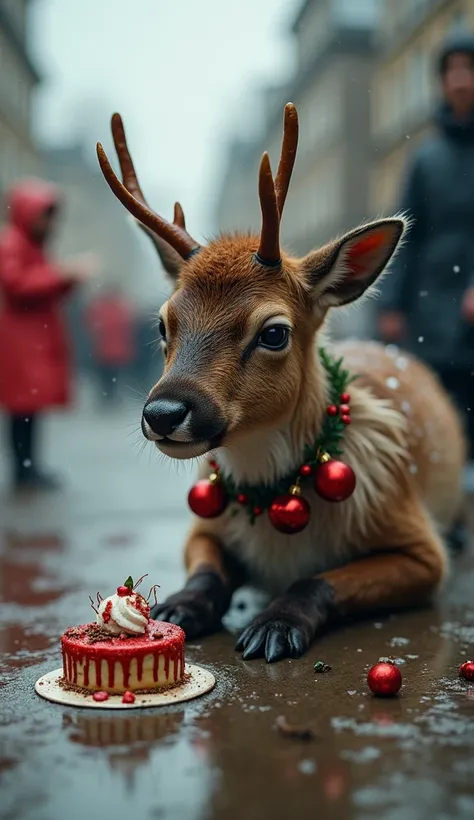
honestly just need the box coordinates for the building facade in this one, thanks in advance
[371,0,474,215]
[215,0,380,339]
[0,0,41,199]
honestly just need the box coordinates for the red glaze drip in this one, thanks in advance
[102,600,113,623]
[95,657,102,687]
[122,657,131,688]
[72,657,78,684]
[137,654,143,681]
[62,654,67,677]
[107,658,115,689]
[164,654,170,681]
[153,651,159,682]
[173,654,179,681]
[84,658,90,688]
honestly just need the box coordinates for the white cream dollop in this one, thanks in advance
[96,591,150,635]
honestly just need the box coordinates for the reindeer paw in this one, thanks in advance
[151,570,231,640]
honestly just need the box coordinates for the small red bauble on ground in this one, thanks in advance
[92,691,110,702]
[269,492,311,534]
[340,393,350,403]
[327,404,338,416]
[122,690,136,704]
[367,661,402,697]
[459,660,474,681]
[116,585,129,597]
[188,479,227,518]
[314,460,356,502]
[253,506,262,517]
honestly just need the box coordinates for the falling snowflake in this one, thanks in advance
[386,377,399,389]
[453,265,460,273]
[418,336,424,343]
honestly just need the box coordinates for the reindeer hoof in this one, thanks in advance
[235,611,312,663]
[152,589,218,640]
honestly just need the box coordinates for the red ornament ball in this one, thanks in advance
[340,393,351,403]
[314,460,356,502]
[116,585,130,597]
[459,660,474,681]
[341,415,351,425]
[92,690,110,702]
[188,479,227,518]
[122,690,136,704]
[367,662,402,697]
[299,464,312,477]
[268,493,311,534]
[340,404,351,415]
[327,404,338,416]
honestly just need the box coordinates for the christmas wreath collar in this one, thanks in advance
[188,347,357,535]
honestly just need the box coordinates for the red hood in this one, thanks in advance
[6,178,61,235]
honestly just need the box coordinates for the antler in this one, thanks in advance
[257,103,299,266]
[96,114,200,260]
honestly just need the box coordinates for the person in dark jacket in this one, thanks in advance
[378,32,474,486]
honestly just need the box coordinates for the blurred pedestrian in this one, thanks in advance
[377,31,474,491]
[0,178,97,491]
[84,286,136,405]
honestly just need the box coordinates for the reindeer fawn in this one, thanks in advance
[97,104,465,663]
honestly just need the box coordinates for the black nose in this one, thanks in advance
[143,399,189,437]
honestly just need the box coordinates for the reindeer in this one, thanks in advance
[96,104,466,663]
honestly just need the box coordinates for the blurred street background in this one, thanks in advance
[2,2,474,819]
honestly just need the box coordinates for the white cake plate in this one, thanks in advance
[35,663,215,709]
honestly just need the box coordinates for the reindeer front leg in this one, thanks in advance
[151,527,244,639]
[236,500,446,662]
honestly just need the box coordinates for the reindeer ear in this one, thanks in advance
[302,218,406,308]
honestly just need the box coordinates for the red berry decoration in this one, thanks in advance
[92,691,110,702]
[122,690,136,704]
[340,404,350,415]
[237,493,248,504]
[459,660,474,681]
[341,415,351,425]
[253,506,262,517]
[340,393,350,403]
[314,460,356,502]
[327,404,338,416]
[188,478,227,518]
[269,489,311,534]
[116,585,130,597]
[299,464,312,477]
[367,661,402,697]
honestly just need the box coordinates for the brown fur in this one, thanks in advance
[98,105,466,661]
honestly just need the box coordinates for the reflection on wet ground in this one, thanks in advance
[1,395,474,820]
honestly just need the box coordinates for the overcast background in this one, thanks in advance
[29,0,296,240]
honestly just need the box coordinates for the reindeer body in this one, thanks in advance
[97,104,466,662]
[188,338,464,599]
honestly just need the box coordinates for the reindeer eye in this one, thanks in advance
[158,318,167,341]
[257,325,289,351]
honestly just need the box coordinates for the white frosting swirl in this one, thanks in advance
[96,592,150,635]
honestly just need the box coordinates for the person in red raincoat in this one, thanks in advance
[0,178,97,490]
[85,287,136,405]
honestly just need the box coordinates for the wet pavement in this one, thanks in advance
[1,382,474,820]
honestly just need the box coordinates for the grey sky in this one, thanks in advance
[30,0,295,238]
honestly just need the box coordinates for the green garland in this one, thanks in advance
[215,347,356,523]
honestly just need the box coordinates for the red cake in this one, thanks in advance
[60,576,185,694]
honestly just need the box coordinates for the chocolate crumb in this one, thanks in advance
[275,716,318,741]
